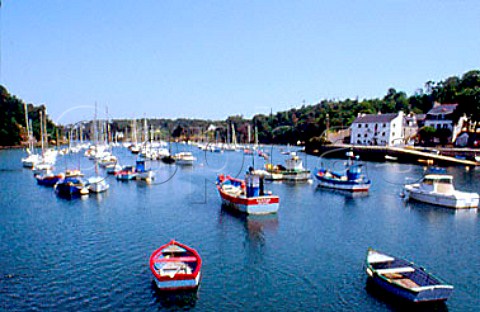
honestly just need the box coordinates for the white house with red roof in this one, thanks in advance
[350,111,405,146]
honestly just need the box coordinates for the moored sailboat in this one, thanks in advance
[173,152,196,166]
[87,103,110,194]
[54,176,90,196]
[35,172,65,187]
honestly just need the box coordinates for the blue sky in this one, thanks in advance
[1,1,479,124]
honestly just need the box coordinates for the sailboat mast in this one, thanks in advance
[94,103,99,175]
[132,119,138,145]
[231,123,234,145]
[143,117,148,144]
[29,119,34,152]
[23,104,29,136]
[105,106,110,144]
[23,104,31,151]
[39,110,45,157]
[80,125,83,144]
[270,108,274,164]
[43,108,48,150]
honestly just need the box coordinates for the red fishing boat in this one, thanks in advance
[216,174,280,215]
[149,240,202,291]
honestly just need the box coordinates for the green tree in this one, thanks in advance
[418,126,436,146]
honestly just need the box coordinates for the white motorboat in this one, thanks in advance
[22,154,41,168]
[404,174,479,209]
[174,152,196,166]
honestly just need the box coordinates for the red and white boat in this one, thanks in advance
[149,240,202,291]
[216,174,280,215]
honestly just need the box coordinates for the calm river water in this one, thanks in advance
[1,146,479,311]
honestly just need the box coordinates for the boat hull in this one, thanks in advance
[116,173,136,180]
[150,240,202,292]
[405,187,479,209]
[88,181,109,193]
[176,159,194,166]
[264,170,311,182]
[55,184,89,196]
[36,176,63,187]
[366,249,453,303]
[316,177,371,192]
[153,272,201,291]
[136,171,155,181]
[367,274,453,303]
[218,187,279,215]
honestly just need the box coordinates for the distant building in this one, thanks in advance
[350,111,405,146]
[404,113,420,144]
[424,103,467,142]
[414,114,426,128]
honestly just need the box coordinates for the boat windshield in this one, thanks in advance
[437,178,452,184]
[423,178,452,185]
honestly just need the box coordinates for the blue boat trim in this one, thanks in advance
[366,249,453,302]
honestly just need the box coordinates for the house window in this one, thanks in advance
[358,134,361,137]
[364,134,368,137]
[392,132,395,136]
[357,140,361,144]
[358,124,361,128]
[382,132,385,136]
[383,123,386,127]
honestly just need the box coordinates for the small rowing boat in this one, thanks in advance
[149,240,202,291]
[365,249,453,303]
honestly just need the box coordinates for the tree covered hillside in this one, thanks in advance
[0,85,57,146]
[2,69,479,147]
[249,69,480,145]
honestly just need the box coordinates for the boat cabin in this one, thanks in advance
[285,153,304,171]
[420,174,455,194]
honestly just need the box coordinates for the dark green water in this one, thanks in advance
[1,146,479,311]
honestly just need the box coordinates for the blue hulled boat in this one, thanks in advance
[36,172,65,187]
[365,249,453,303]
[54,177,90,196]
[116,165,137,180]
[314,151,371,192]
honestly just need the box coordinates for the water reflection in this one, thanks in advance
[55,193,90,201]
[150,281,198,309]
[91,190,109,202]
[315,187,369,209]
[219,205,279,245]
[365,278,449,312]
[404,201,478,220]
